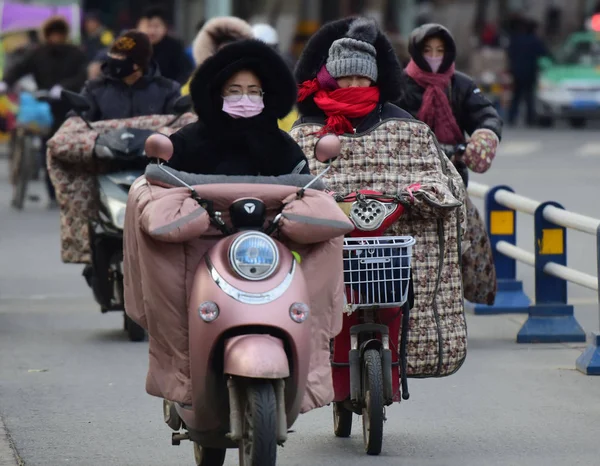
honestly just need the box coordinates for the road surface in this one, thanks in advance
[1,127,599,465]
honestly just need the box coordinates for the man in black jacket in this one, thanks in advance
[137,6,194,85]
[77,30,180,122]
[2,16,87,206]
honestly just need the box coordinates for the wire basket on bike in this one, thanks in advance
[343,236,415,308]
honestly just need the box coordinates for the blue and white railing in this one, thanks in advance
[468,181,600,375]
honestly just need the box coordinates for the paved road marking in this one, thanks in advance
[577,143,600,157]
[0,417,19,466]
[498,141,542,156]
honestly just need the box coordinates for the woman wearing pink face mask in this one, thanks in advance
[167,39,309,175]
[398,23,502,175]
[397,23,502,306]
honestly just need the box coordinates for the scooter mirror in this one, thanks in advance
[62,89,92,112]
[315,134,341,163]
[145,133,174,161]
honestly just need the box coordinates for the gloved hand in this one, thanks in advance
[464,128,499,174]
[49,84,63,100]
[0,81,8,94]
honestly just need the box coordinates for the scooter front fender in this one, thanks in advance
[224,334,290,379]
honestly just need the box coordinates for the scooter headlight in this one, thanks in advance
[229,232,279,281]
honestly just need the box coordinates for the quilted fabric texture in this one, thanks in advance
[290,119,469,377]
[47,113,197,263]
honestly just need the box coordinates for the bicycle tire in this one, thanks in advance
[12,131,32,210]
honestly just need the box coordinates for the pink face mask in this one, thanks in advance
[222,95,265,119]
[425,56,443,73]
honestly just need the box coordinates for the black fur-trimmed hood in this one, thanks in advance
[294,17,403,117]
[189,39,297,125]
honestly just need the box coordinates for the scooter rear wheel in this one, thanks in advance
[362,349,384,455]
[239,382,277,466]
[193,443,226,466]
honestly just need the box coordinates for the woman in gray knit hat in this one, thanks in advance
[290,18,469,456]
[294,17,413,134]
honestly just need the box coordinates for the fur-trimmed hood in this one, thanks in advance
[294,17,404,117]
[189,39,297,123]
[192,16,254,66]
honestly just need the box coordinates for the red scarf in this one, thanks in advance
[298,78,380,136]
[405,60,464,145]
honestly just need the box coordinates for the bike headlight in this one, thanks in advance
[229,232,279,281]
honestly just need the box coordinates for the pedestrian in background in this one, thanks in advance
[82,11,114,63]
[136,6,194,85]
[506,16,551,127]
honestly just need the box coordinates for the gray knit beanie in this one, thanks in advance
[326,18,379,82]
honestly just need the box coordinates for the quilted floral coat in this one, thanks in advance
[290,119,469,378]
[46,113,197,264]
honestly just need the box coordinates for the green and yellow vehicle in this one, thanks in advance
[537,30,600,127]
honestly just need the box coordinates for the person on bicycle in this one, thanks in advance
[396,23,502,174]
[0,16,88,208]
[395,23,502,305]
[167,39,309,176]
[77,30,181,122]
[288,17,469,414]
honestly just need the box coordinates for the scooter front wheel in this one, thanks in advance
[239,382,277,466]
[193,442,226,466]
[362,349,384,455]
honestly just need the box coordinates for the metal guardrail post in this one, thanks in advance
[575,223,600,374]
[517,202,586,343]
[474,185,531,315]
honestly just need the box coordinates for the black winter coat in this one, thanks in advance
[78,63,181,122]
[507,32,550,84]
[397,70,503,140]
[169,119,310,176]
[151,35,194,85]
[168,40,309,177]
